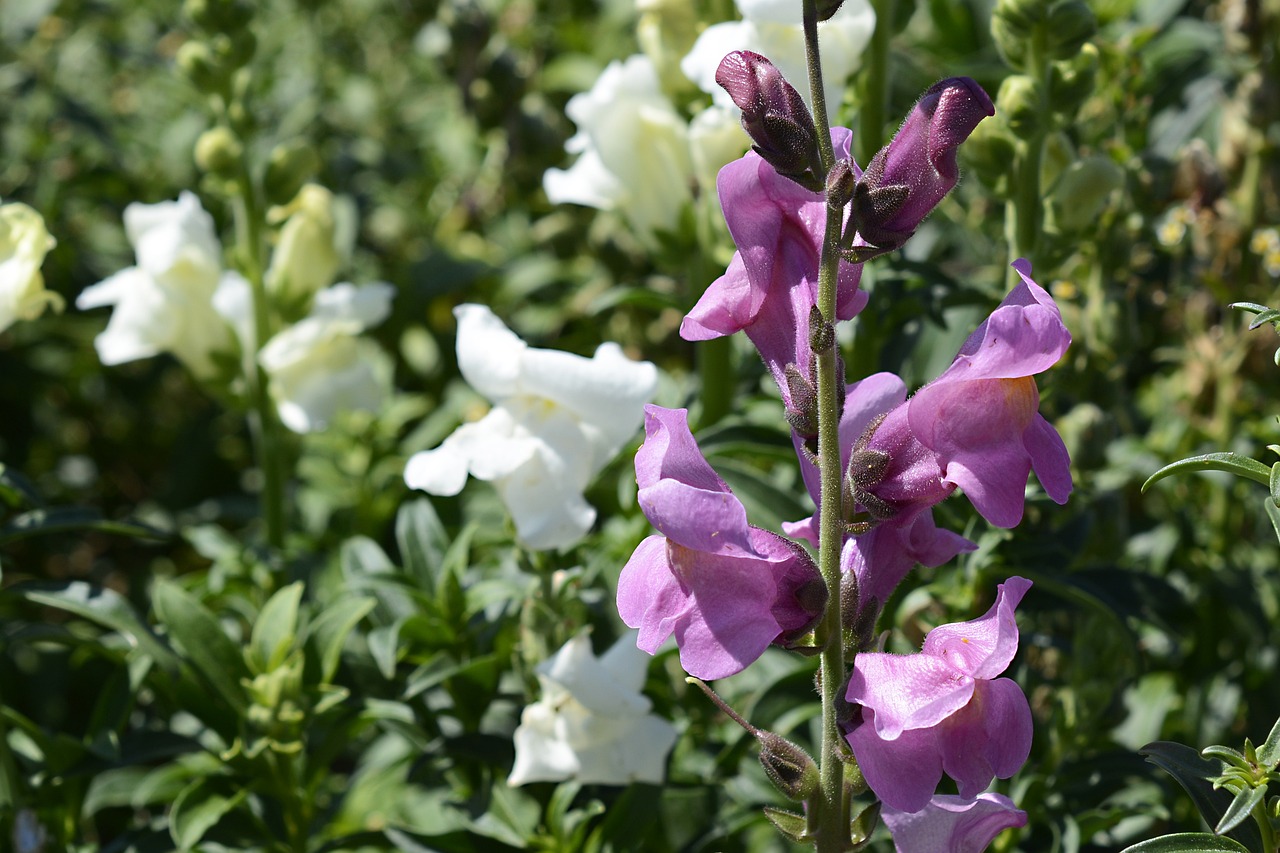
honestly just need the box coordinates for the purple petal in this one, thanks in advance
[1025,412,1073,504]
[636,405,728,493]
[937,678,1033,798]
[842,513,976,616]
[923,577,1032,679]
[796,372,907,504]
[846,652,975,738]
[881,793,1027,853]
[617,535,692,654]
[846,710,942,813]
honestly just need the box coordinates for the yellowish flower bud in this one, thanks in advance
[0,202,61,334]
[194,126,242,177]
[265,184,340,306]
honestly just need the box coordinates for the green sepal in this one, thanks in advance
[1142,452,1272,492]
[762,806,809,842]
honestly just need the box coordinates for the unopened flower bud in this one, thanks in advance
[1046,0,1096,60]
[784,363,818,438]
[816,0,847,20]
[263,141,320,206]
[998,74,1043,140]
[194,126,242,177]
[715,51,821,187]
[1049,42,1099,114]
[850,77,994,249]
[185,0,253,32]
[991,0,1044,69]
[757,731,820,801]
[176,40,224,92]
[826,159,856,208]
[209,30,256,71]
[1047,156,1124,234]
[265,184,340,305]
[961,117,1017,196]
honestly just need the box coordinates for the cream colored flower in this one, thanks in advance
[265,184,342,305]
[0,201,60,334]
[404,304,658,551]
[257,282,395,433]
[76,192,240,378]
[508,631,676,786]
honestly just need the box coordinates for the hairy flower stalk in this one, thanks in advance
[801,0,850,846]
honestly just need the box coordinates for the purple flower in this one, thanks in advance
[617,406,825,680]
[715,50,820,185]
[681,128,867,416]
[845,577,1034,813]
[881,793,1028,852]
[853,77,995,250]
[857,259,1072,530]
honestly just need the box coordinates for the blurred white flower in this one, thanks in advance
[76,191,241,378]
[681,0,876,119]
[256,281,396,433]
[543,55,700,241]
[404,304,658,551]
[0,201,60,335]
[265,184,342,306]
[688,104,751,212]
[508,631,677,786]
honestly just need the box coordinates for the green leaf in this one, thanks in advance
[307,595,377,684]
[0,463,40,509]
[1256,715,1280,769]
[369,620,404,680]
[0,506,168,544]
[1139,742,1265,851]
[1270,463,1280,508]
[14,581,179,669]
[1216,784,1268,837]
[1119,833,1251,852]
[169,777,247,850]
[1142,453,1272,492]
[396,498,448,591]
[152,579,251,713]
[250,581,304,671]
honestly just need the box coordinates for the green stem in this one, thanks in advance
[856,0,895,166]
[231,148,288,551]
[804,1,851,849]
[1252,795,1277,853]
[1007,38,1054,285]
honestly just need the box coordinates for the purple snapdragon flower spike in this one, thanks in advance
[881,793,1028,852]
[860,259,1072,529]
[853,77,995,250]
[618,406,825,680]
[715,50,821,187]
[682,128,866,413]
[845,577,1034,813]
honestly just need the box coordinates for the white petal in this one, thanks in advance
[404,437,471,496]
[453,304,527,401]
[507,702,580,785]
[311,281,395,328]
[543,149,623,212]
[681,21,753,107]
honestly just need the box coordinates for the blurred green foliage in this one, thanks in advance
[2,0,1280,850]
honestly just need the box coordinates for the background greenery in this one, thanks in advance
[1,0,1278,850]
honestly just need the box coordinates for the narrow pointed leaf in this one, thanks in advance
[16,581,179,669]
[1119,834,1251,852]
[1216,784,1267,836]
[1140,742,1264,851]
[1256,715,1280,769]
[306,595,376,684]
[152,579,251,713]
[396,498,448,591]
[1142,453,1272,492]
[762,806,809,842]
[251,582,304,670]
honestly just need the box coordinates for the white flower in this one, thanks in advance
[681,0,876,119]
[404,304,658,551]
[508,631,677,786]
[76,191,240,378]
[256,282,395,433]
[543,55,697,240]
[0,201,60,335]
[265,184,342,305]
[688,104,750,211]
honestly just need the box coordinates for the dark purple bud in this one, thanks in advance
[757,731,820,801]
[851,77,995,250]
[716,50,821,186]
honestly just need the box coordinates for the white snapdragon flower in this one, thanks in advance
[256,282,395,433]
[404,304,658,551]
[508,631,677,786]
[0,201,60,334]
[265,184,343,306]
[76,191,241,378]
[543,55,699,241]
[681,0,876,118]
